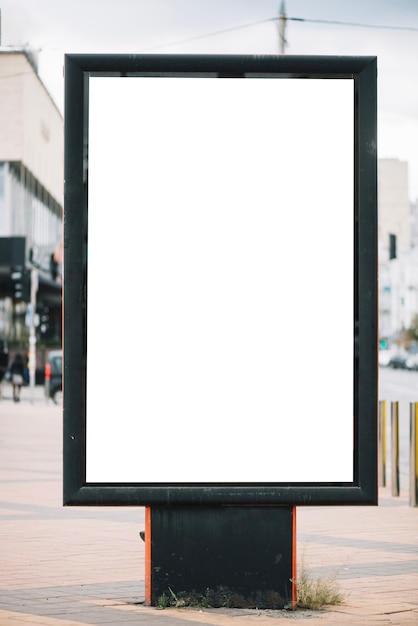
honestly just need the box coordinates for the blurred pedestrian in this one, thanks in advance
[9,352,25,402]
[0,338,8,399]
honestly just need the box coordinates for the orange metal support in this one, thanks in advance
[145,506,152,605]
[291,506,297,608]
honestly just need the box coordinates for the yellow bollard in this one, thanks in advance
[410,403,418,507]
[378,400,387,487]
[391,401,400,497]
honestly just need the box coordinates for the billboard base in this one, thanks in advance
[145,505,296,609]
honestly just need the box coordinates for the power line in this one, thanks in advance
[290,16,418,32]
[142,14,418,51]
[141,17,277,52]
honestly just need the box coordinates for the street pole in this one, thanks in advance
[29,269,38,403]
[278,1,287,54]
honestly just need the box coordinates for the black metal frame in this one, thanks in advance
[63,54,377,506]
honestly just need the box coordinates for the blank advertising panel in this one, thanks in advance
[63,55,377,506]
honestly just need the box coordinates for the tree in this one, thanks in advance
[405,314,418,343]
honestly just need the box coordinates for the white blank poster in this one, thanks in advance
[86,76,354,484]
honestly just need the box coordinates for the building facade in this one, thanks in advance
[378,158,411,260]
[378,159,418,342]
[0,49,63,354]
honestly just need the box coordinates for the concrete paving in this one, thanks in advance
[1,383,418,625]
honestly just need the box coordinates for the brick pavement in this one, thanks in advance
[0,385,417,625]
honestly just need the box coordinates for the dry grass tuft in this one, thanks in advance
[294,564,344,610]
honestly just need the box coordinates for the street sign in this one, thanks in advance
[25,304,33,328]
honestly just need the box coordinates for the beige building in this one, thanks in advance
[378,158,418,341]
[0,48,63,347]
[0,49,63,202]
[378,159,411,260]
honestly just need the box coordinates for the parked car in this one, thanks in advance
[378,349,391,367]
[405,353,418,371]
[388,350,407,370]
[44,349,62,404]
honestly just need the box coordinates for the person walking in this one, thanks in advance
[0,338,8,400]
[9,352,25,402]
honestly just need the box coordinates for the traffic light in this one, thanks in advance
[389,233,397,260]
[11,269,31,302]
[37,305,51,337]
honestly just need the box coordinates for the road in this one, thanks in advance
[379,366,418,490]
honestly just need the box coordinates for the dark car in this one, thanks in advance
[44,349,62,404]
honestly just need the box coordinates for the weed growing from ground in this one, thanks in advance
[294,563,344,610]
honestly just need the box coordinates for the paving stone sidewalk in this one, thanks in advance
[0,392,417,625]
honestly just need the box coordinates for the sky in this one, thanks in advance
[1,0,418,199]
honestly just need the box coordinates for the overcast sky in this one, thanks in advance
[1,0,418,198]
